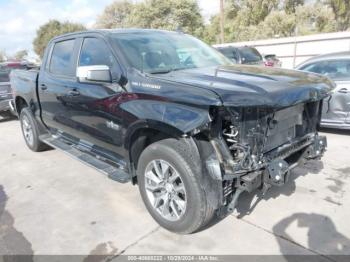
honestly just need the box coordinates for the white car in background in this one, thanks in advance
[297,52,350,130]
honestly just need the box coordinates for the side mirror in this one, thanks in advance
[77,65,112,83]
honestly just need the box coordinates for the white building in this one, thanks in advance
[215,31,350,69]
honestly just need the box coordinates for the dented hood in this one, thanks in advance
[159,65,335,108]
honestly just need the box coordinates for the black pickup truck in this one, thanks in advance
[11,29,333,234]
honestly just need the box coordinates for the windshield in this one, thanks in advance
[111,31,233,73]
[238,47,262,63]
[301,59,350,81]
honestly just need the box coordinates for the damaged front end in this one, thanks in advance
[206,101,327,214]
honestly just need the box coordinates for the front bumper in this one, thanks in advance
[250,135,326,185]
[262,135,327,187]
[221,134,327,212]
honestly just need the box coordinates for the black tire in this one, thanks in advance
[19,108,49,152]
[137,138,216,234]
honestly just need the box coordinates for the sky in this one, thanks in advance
[0,0,220,57]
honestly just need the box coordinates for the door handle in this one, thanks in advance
[40,84,48,91]
[67,89,80,96]
[338,88,349,94]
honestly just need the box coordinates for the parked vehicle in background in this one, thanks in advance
[0,61,29,118]
[263,54,282,67]
[297,52,350,130]
[11,29,332,234]
[215,46,264,65]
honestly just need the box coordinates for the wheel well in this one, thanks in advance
[129,128,175,183]
[15,97,28,114]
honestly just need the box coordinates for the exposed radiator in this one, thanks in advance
[263,104,304,152]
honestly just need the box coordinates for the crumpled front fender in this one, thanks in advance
[122,99,212,134]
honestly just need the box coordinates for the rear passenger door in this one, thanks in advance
[39,38,80,134]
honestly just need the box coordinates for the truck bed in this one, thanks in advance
[11,69,39,87]
[10,69,39,107]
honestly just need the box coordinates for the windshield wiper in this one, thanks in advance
[148,69,173,74]
[148,67,194,74]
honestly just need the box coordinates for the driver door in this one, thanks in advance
[60,36,126,159]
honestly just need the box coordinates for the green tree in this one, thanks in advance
[33,20,86,58]
[95,0,133,28]
[128,0,204,37]
[284,0,304,14]
[206,0,337,44]
[202,15,221,44]
[258,10,296,38]
[323,0,350,30]
[14,50,28,60]
[295,4,336,34]
[253,3,335,40]
[227,0,279,26]
[204,0,280,43]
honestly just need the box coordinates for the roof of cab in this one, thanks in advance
[51,28,182,41]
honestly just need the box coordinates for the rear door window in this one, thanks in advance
[49,39,76,76]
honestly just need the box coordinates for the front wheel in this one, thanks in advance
[137,138,215,234]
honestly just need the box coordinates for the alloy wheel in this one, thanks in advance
[144,159,187,221]
[22,115,34,147]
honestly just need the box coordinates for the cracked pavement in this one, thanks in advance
[0,118,350,261]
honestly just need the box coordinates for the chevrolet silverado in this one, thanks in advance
[10,29,333,234]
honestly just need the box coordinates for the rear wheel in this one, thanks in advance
[137,138,216,234]
[20,108,49,152]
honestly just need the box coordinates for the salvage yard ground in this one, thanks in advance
[0,117,350,260]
